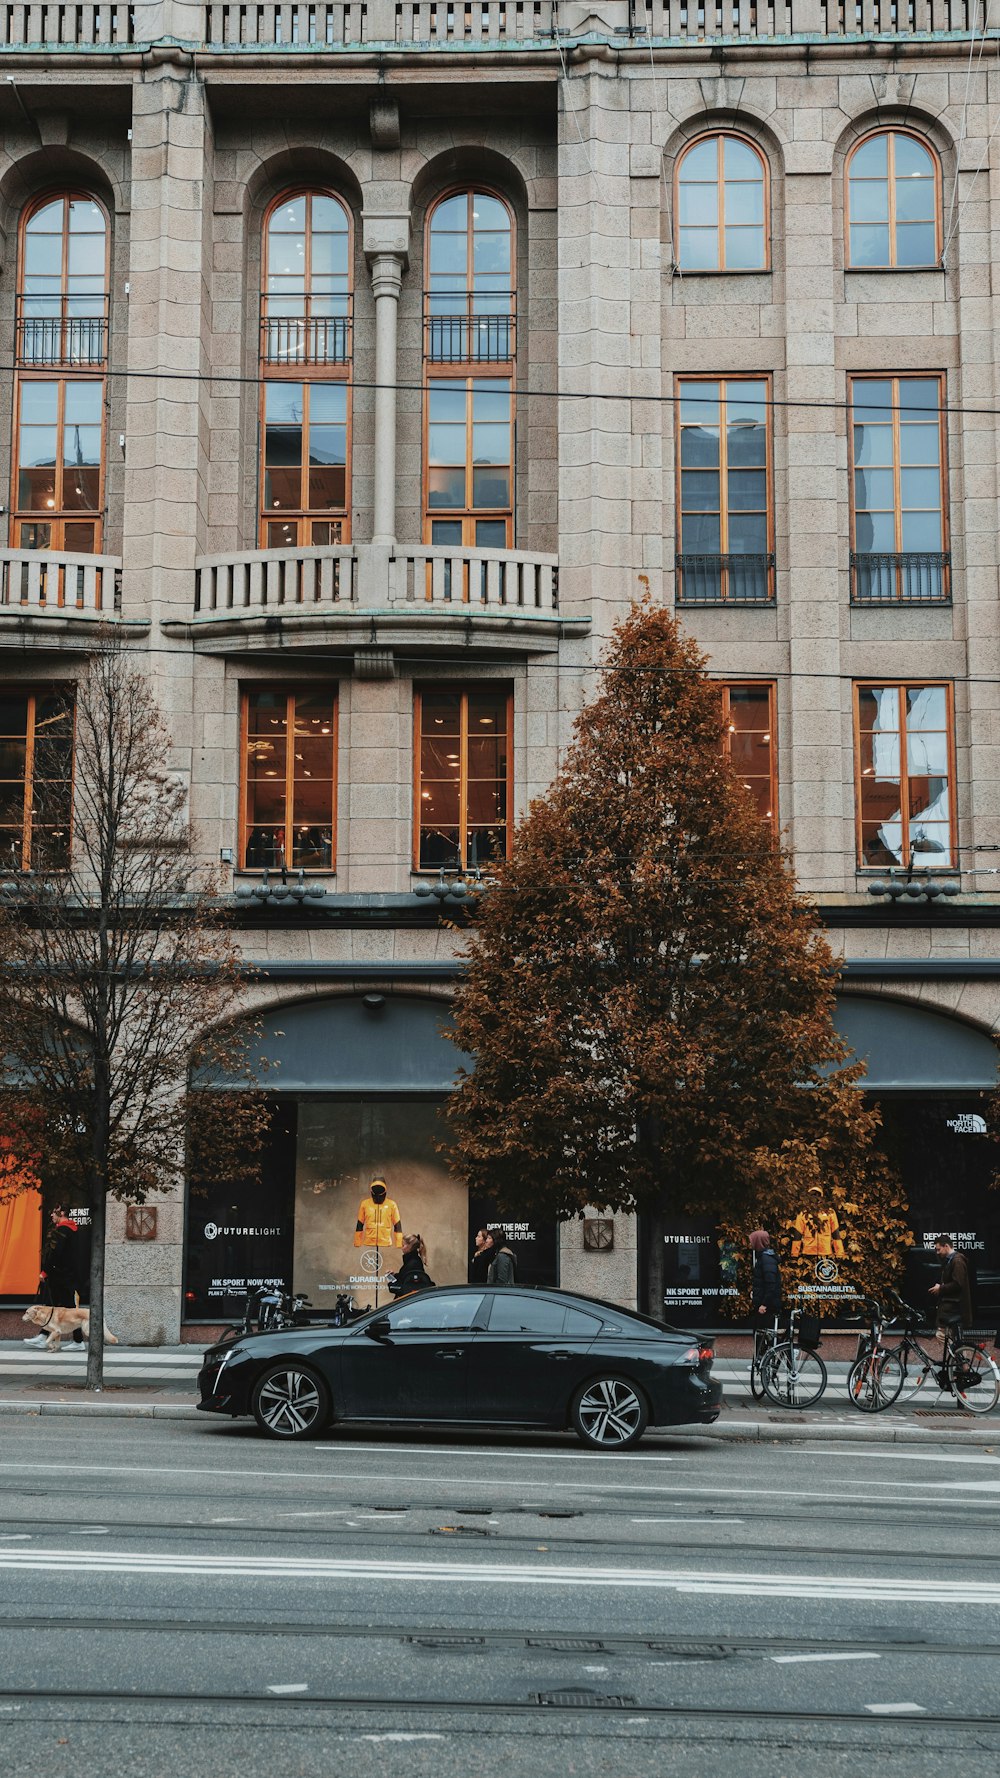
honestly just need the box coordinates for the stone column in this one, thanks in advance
[363,212,409,547]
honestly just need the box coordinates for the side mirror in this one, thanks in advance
[366,1316,391,1341]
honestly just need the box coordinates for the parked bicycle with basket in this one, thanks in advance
[757,1306,828,1409]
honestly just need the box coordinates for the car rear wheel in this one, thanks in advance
[251,1363,331,1440]
[571,1376,648,1451]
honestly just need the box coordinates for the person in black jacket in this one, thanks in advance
[749,1228,782,1322]
[386,1234,434,1298]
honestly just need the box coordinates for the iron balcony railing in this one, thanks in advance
[424,294,516,364]
[16,298,109,369]
[259,306,352,367]
[676,552,775,605]
[851,550,950,603]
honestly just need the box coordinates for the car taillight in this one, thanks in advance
[684,1344,714,1364]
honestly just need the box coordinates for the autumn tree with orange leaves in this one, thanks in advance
[446,601,907,1319]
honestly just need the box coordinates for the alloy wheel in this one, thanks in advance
[254,1368,325,1437]
[575,1379,645,1447]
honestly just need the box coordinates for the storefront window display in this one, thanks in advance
[183,1093,561,1321]
[294,1100,470,1311]
[658,1093,1000,1330]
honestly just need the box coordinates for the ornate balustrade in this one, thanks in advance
[0,549,121,617]
[194,545,357,614]
[0,3,133,43]
[0,0,988,50]
[186,541,567,648]
[390,543,558,611]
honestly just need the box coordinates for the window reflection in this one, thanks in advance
[857,683,953,867]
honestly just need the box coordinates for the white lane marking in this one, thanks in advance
[630,1517,743,1525]
[361,1734,445,1743]
[267,1683,308,1694]
[794,1448,1000,1467]
[582,1665,608,1673]
[72,1528,109,1537]
[278,1510,350,1519]
[0,1548,998,1605]
[0,1535,31,1542]
[1,1458,988,1507]
[772,1652,881,1665]
[210,1517,247,1525]
[866,1702,926,1715]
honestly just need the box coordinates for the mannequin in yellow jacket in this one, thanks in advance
[354,1179,403,1249]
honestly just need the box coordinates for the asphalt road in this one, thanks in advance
[1,1417,998,1777]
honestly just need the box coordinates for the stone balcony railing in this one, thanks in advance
[0,548,122,619]
[187,540,570,651]
[0,0,990,52]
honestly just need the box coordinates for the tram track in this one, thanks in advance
[0,1511,995,1563]
[2,1683,1000,1735]
[2,1618,996,1660]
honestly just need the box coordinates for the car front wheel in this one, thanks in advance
[251,1363,331,1440]
[571,1376,648,1451]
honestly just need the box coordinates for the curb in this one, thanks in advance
[0,1399,199,1419]
[0,1396,996,1444]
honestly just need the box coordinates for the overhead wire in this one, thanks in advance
[10,355,1000,424]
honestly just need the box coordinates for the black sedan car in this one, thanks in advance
[197,1285,721,1450]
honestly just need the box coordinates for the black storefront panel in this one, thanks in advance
[467,1197,559,1288]
[184,1103,297,1319]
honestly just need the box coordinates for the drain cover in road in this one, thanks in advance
[532,1689,637,1709]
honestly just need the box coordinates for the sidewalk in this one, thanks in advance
[0,1344,996,1442]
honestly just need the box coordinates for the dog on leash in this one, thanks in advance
[22,1304,120,1353]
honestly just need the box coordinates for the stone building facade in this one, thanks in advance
[2,1,1000,1340]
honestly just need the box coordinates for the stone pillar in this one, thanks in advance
[363,212,409,547]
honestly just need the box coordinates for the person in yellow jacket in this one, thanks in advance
[354,1179,403,1249]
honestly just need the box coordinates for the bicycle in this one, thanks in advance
[750,1314,781,1400]
[883,1294,1000,1416]
[218,1285,312,1344]
[846,1295,907,1412]
[758,1307,828,1409]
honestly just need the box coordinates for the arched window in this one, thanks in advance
[675,134,768,272]
[424,189,514,550]
[846,130,940,269]
[12,193,108,554]
[259,190,352,549]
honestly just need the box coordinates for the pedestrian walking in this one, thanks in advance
[24,1207,79,1346]
[486,1227,516,1287]
[749,1229,783,1322]
[929,1233,972,1335]
[386,1233,434,1298]
[470,1226,494,1283]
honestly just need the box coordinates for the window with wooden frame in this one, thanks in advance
[259,190,352,548]
[12,194,108,554]
[424,189,514,548]
[676,377,773,604]
[0,687,74,870]
[414,686,512,872]
[849,374,948,603]
[855,683,955,869]
[846,130,940,270]
[240,687,337,873]
[675,133,768,272]
[719,683,777,832]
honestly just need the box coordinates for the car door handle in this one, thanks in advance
[551,1350,574,1361]
[438,1349,466,1360]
